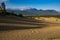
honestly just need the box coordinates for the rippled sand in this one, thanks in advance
[0,17,60,40]
[0,24,60,40]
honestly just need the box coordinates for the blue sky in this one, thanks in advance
[0,0,60,11]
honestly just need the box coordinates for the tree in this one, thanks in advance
[5,12,10,15]
[1,2,6,15]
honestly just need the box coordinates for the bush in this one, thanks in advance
[18,14,23,17]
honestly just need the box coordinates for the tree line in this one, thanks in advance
[0,2,23,17]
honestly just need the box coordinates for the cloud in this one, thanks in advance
[0,0,8,2]
[19,6,31,10]
[6,6,31,10]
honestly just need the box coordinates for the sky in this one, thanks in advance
[0,0,60,11]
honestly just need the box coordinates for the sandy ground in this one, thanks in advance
[0,17,60,40]
[35,17,60,23]
[0,24,60,40]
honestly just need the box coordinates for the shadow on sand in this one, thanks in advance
[0,24,47,31]
[0,16,48,31]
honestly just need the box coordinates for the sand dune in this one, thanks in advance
[35,17,60,23]
[0,25,60,40]
[0,16,60,40]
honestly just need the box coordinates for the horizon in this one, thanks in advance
[0,0,60,11]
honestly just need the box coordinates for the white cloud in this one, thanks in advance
[0,0,8,3]
[19,6,31,10]
[6,6,31,10]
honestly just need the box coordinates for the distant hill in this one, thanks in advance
[6,8,60,16]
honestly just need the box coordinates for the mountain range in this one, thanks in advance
[7,8,60,16]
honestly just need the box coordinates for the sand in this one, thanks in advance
[0,17,60,40]
[35,17,60,23]
[0,25,60,40]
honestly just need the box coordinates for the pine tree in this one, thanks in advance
[1,2,6,15]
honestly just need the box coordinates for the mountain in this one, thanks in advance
[6,8,60,16]
[58,11,60,13]
[38,10,60,15]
